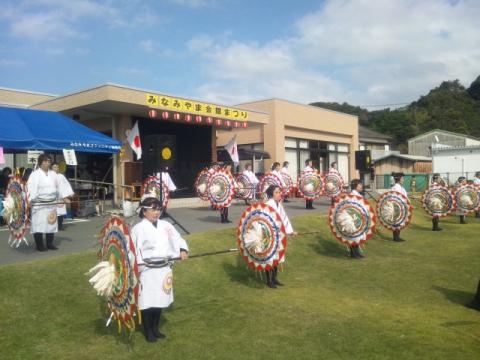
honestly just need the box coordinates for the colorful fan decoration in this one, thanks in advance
[195,169,211,201]
[280,172,294,195]
[237,203,287,271]
[329,194,376,247]
[421,186,455,218]
[376,191,413,231]
[92,216,140,333]
[325,172,344,198]
[141,176,169,208]
[297,171,324,200]
[2,176,30,248]
[235,173,254,200]
[454,185,480,214]
[258,172,284,200]
[207,169,236,209]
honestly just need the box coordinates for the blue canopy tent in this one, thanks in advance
[0,106,121,153]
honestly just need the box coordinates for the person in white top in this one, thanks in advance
[390,172,408,242]
[242,163,258,204]
[220,163,236,223]
[156,166,177,192]
[430,173,443,231]
[208,162,220,210]
[265,184,297,288]
[456,176,468,224]
[280,161,291,202]
[27,154,73,251]
[52,163,74,231]
[329,161,340,174]
[474,172,480,218]
[271,162,286,188]
[303,159,315,209]
[349,179,365,259]
[131,196,189,342]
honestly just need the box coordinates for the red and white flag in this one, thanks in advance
[127,121,142,160]
[224,135,239,165]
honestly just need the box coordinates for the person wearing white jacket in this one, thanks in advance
[131,196,189,342]
[27,154,73,251]
[390,172,408,242]
[265,184,296,288]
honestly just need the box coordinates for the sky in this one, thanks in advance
[0,0,479,109]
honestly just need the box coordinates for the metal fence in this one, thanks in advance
[374,172,479,192]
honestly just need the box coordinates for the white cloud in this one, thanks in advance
[116,66,148,77]
[0,59,26,67]
[167,0,218,8]
[188,0,480,107]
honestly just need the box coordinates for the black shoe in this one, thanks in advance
[46,238,58,250]
[142,311,158,343]
[265,271,277,289]
[34,236,47,252]
[272,268,284,286]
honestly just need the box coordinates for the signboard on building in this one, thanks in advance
[145,93,248,121]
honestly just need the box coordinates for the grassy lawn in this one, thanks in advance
[1,203,480,360]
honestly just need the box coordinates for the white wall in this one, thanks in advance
[432,148,480,182]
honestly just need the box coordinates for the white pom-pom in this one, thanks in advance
[244,222,264,253]
[197,183,206,193]
[326,182,335,191]
[86,261,116,297]
[337,210,357,235]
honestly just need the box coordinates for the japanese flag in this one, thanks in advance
[224,135,239,165]
[127,121,142,160]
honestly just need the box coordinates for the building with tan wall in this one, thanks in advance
[217,99,359,182]
[1,85,359,201]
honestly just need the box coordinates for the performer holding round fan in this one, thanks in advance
[237,184,294,289]
[303,159,316,209]
[474,171,480,218]
[348,179,366,259]
[390,172,408,242]
[131,196,189,342]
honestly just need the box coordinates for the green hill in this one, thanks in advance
[311,75,480,152]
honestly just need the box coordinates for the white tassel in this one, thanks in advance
[197,183,206,193]
[209,184,221,196]
[244,222,264,253]
[2,195,16,223]
[304,183,314,192]
[459,194,473,207]
[337,210,357,235]
[326,182,335,191]
[429,197,443,210]
[86,261,116,297]
[381,201,396,222]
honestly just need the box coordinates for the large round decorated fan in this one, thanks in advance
[141,176,169,208]
[325,172,344,198]
[280,172,294,195]
[329,194,376,247]
[92,216,140,333]
[421,186,455,217]
[2,176,30,248]
[235,173,254,200]
[207,169,236,209]
[376,191,413,231]
[297,171,324,200]
[195,169,211,201]
[258,172,284,200]
[454,185,479,214]
[237,203,287,271]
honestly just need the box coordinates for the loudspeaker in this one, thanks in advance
[143,134,176,177]
[355,150,371,171]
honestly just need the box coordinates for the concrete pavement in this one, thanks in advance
[0,197,330,266]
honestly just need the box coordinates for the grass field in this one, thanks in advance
[1,204,480,360]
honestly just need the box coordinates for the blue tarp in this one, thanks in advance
[0,106,121,153]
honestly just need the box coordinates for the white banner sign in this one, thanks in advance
[63,149,77,166]
[27,150,44,165]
